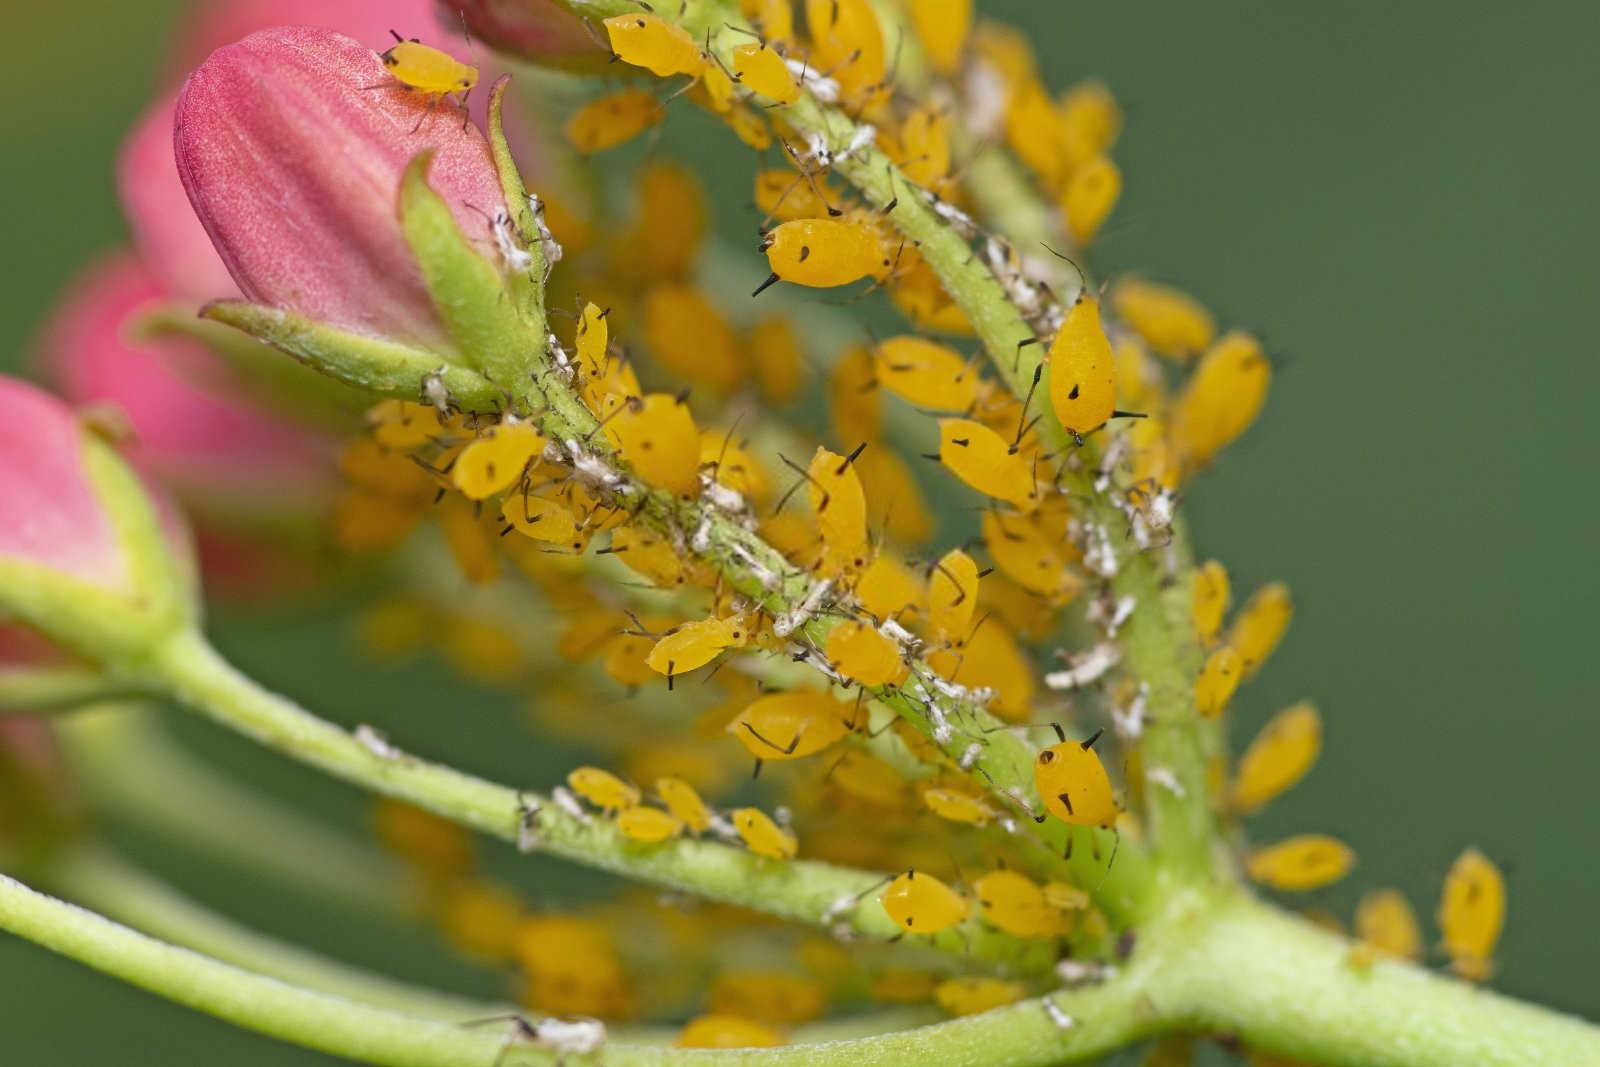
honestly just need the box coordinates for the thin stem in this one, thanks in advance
[140,629,1047,969]
[0,869,1156,1067]
[43,845,501,1022]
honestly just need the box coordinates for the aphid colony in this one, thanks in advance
[329,1,1511,1043]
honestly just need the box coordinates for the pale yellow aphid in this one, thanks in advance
[747,315,805,404]
[874,336,978,411]
[379,34,476,121]
[906,0,972,76]
[567,766,641,813]
[1229,702,1322,815]
[1194,645,1243,719]
[933,976,1026,1016]
[1192,559,1231,645]
[805,0,886,106]
[982,510,1079,600]
[922,787,995,826]
[1112,278,1216,360]
[610,393,702,497]
[732,807,798,859]
[1353,888,1422,963]
[856,552,925,621]
[1061,154,1122,246]
[708,970,828,1026]
[870,968,939,1004]
[729,690,853,761]
[677,1013,786,1049]
[617,162,707,282]
[646,615,750,683]
[1172,330,1272,471]
[655,776,713,834]
[699,430,771,501]
[436,493,498,584]
[881,869,967,934]
[895,105,953,189]
[642,283,745,394]
[609,526,690,588]
[741,0,794,43]
[1058,79,1122,160]
[436,878,523,964]
[604,13,704,78]
[972,869,1060,938]
[827,749,907,809]
[501,493,578,547]
[614,805,685,844]
[929,548,980,642]
[566,89,666,154]
[368,399,441,449]
[808,446,870,575]
[451,423,545,500]
[853,447,934,545]
[732,42,801,103]
[937,418,1037,511]
[1245,834,1355,891]
[1226,581,1293,680]
[1049,295,1119,437]
[1439,848,1505,981]
[825,619,908,686]
[828,344,882,444]
[1042,880,1090,912]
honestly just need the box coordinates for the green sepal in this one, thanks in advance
[486,75,547,328]
[397,150,543,402]
[201,302,503,413]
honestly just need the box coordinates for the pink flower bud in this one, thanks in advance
[455,0,606,70]
[39,253,333,509]
[175,26,509,351]
[0,378,133,594]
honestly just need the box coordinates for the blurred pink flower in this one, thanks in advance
[39,253,334,509]
[175,26,510,351]
[454,0,605,70]
[168,0,444,82]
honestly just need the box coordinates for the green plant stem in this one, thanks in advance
[139,629,1046,969]
[1155,889,1600,1067]
[42,845,500,1022]
[56,704,413,917]
[0,869,1153,1066]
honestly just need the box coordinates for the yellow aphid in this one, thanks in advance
[1172,331,1272,471]
[889,258,972,335]
[1192,559,1231,645]
[1354,889,1422,962]
[723,104,774,150]
[973,869,1059,938]
[929,548,980,641]
[368,399,441,449]
[567,766,641,813]
[732,43,800,103]
[1245,834,1355,891]
[1058,79,1122,160]
[643,284,744,393]
[1061,154,1122,246]
[677,1013,786,1049]
[907,0,972,75]
[870,968,939,1004]
[604,13,704,78]
[828,344,882,444]
[647,615,750,682]
[1043,881,1090,911]
[1112,278,1216,360]
[808,446,870,574]
[896,106,953,189]
[700,62,736,112]
[1005,81,1070,189]
[437,878,523,963]
[603,627,660,686]
[922,787,995,826]
[938,418,1037,510]
[379,34,476,101]
[805,0,886,105]
[709,970,828,1025]
[827,750,906,808]
[755,169,842,222]
[881,869,967,934]
[1439,848,1505,981]
[334,491,421,552]
[748,316,805,404]
[1195,646,1243,719]
[982,510,1079,599]
[732,807,798,859]
[930,616,1035,723]
[856,553,925,620]
[451,423,545,500]
[741,0,794,42]
[440,615,524,684]
[1227,582,1293,679]
[758,218,892,292]
[1049,296,1118,437]
[436,493,498,584]
[699,431,771,500]
[566,88,666,153]
[512,914,633,1018]
[610,394,701,496]
[825,619,908,687]
[1229,702,1322,815]
[655,776,713,834]
[874,336,978,411]
[853,447,934,545]
[729,691,853,761]
[609,526,690,588]
[1035,732,1118,828]
[934,976,1026,1016]
[372,799,474,880]
[621,163,707,281]
[616,805,685,843]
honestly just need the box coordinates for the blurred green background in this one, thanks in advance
[1,0,1595,1063]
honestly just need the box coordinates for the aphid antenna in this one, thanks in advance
[772,451,829,515]
[1038,243,1090,297]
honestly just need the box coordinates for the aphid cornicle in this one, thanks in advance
[1033,726,1118,828]
[377,32,477,129]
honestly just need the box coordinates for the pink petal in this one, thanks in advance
[174,26,508,351]
[455,0,606,68]
[167,0,443,82]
